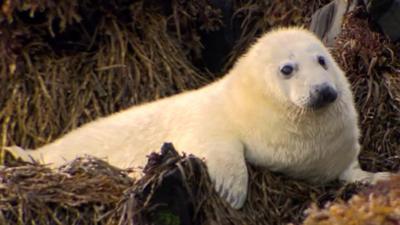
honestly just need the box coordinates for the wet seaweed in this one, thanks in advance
[0,0,219,149]
[0,1,399,225]
[331,7,400,172]
[0,144,363,225]
[303,176,400,225]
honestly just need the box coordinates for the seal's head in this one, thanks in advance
[244,27,349,110]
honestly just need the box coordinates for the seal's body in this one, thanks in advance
[12,27,389,209]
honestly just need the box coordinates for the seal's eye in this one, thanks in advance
[280,64,294,77]
[317,56,327,69]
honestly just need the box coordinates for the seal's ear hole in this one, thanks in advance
[317,55,328,70]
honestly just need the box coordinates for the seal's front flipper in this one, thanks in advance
[1,146,35,166]
[202,141,249,209]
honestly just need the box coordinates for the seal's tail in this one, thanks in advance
[0,146,36,166]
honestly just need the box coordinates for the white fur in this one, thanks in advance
[9,27,390,209]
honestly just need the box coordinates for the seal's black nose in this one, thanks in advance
[309,83,337,108]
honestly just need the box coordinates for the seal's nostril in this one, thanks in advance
[309,84,337,108]
[320,86,337,103]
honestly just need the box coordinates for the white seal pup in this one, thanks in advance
[3,27,390,209]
